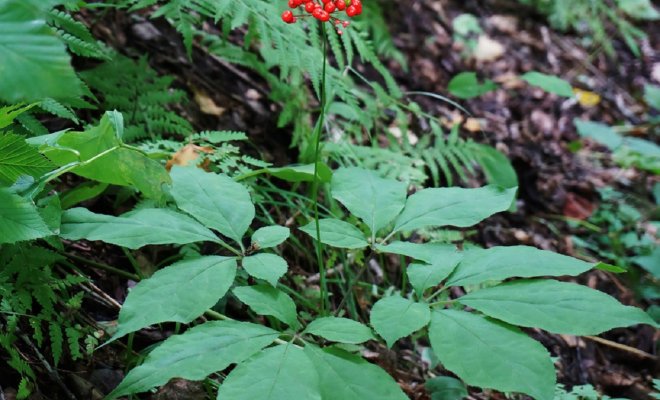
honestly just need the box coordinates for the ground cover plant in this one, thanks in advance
[0,0,658,399]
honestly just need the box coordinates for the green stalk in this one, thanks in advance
[312,24,329,316]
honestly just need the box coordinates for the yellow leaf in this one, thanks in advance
[573,88,601,107]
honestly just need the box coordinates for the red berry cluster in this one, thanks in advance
[281,0,362,34]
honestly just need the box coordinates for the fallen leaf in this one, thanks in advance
[194,90,226,116]
[464,118,483,132]
[563,192,596,220]
[474,35,505,62]
[166,143,214,171]
[573,88,601,107]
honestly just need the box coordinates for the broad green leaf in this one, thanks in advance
[393,186,517,233]
[429,310,555,400]
[574,119,623,150]
[0,1,81,102]
[111,256,236,339]
[447,72,497,99]
[0,188,51,244]
[299,218,368,249]
[242,253,288,287]
[633,247,660,278]
[233,285,298,327]
[370,296,430,347]
[644,85,660,110]
[0,103,37,129]
[472,143,518,188]
[0,133,53,185]
[377,241,463,265]
[445,246,596,287]
[251,225,290,249]
[459,280,656,334]
[304,317,375,344]
[170,166,254,243]
[59,181,108,209]
[425,376,468,400]
[331,167,407,235]
[268,162,332,183]
[304,345,408,400]
[41,113,170,199]
[521,72,574,97]
[217,344,321,400]
[618,0,660,20]
[60,207,219,249]
[407,262,457,297]
[108,321,278,399]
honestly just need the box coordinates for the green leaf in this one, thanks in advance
[111,256,236,340]
[429,310,555,400]
[233,285,298,327]
[299,218,369,249]
[0,133,53,185]
[217,344,321,400]
[407,262,457,297]
[370,296,430,347]
[41,113,170,200]
[268,162,332,183]
[0,187,51,244]
[425,376,468,400]
[331,167,407,235]
[618,0,660,20]
[644,85,660,110]
[0,103,37,129]
[60,207,219,249]
[59,181,108,209]
[304,345,408,400]
[0,1,81,102]
[574,119,623,150]
[447,72,497,99]
[304,317,375,344]
[251,225,290,249]
[445,246,596,287]
[459,279,656,335]
[377,241,463,265]
[472,143,518,188]
[242,253,288,287]
[108,321,279,399]
[393,186,517,233]
[170,166,254,243]
[521,72,574,97]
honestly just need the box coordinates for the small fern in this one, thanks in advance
[81,55,193,141]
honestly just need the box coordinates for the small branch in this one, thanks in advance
[61,252,140,281]
[584,335,657,360]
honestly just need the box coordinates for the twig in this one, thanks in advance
[584,335,657,360]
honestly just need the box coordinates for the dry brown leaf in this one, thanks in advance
[194,90,226,116]
[464,118,483,132]
[165,143,214,171]
[474,35,505,62]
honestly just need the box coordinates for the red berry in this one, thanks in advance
[324,2,335,12]
[288,0,296,8]
[346,5,357,16]
[335,0,346,10]
[305,1,315,12]
[313,9,330,21]
[281,10,295,23]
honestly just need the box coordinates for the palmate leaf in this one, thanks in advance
[241,253,288,287]
[112,256,237,340]
[233,285,299,328]
[393,186,517,233]
[370,296,430,348]
[170,166,254,244]
[216,344,321,400]
[0,133,53,185]
[108,321,279,399]
[0,188,52,244]
[429,310,555,400]
[0,0,81,102]
[60,207,219,249]
[304,317,376,344]
[459,279,657,335]
[299,218,369,249]
[445,246,597,287]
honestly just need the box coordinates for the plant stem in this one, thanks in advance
[312,23,329,316]
[61,251,139,281]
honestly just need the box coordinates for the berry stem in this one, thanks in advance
[311,22,329,316]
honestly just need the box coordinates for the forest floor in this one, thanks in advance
[2,0,658,399]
